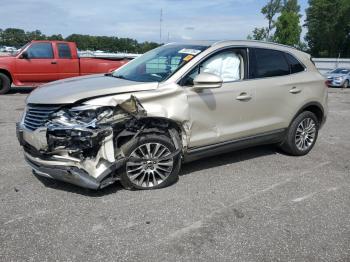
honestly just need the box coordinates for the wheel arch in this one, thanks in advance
[0,68,13,83]
[292,102,325,127]
[115,116,187,151]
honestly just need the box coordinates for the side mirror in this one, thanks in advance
[193,73,223,91]
[20,51,29,59]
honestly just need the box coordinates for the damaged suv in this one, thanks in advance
[17,41,328,190]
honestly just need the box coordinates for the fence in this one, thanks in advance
[313,58,350,75]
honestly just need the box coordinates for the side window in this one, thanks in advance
[251,48,290,78]
[57,43,72,59]
[26,43,54,59]
[285,53,305,74]
[182,49,245,86]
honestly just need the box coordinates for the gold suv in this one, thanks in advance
[17,41,328,190]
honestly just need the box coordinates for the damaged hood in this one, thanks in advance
[27,74,159,105]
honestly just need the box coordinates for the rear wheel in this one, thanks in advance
[120,133,181,190]
[280,111,319,156]
[0,73,11,94]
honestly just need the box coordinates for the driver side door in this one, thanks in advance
[183,48,257,148]
[15,42,58,84]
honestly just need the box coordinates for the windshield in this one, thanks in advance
[112,44,208,82]
[331,68,350,74]
[12,43,30,56]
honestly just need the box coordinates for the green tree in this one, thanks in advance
[305,0,350,57]
[247,27,269,40]
[274,0,302,46]
[0,27,159,53]
[283,0,300,12]
[47,34,64,41]
[262,0,283,39]
[26,30,47,41]
[249,0,282,41]
[1,28,27,47]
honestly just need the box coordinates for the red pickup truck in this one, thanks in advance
[0,40,131,94]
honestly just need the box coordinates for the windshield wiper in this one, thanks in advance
[105,73,126,79]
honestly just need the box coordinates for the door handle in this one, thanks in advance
[51,61,57,64]
[236,93,252,101]
[289,87,301,94]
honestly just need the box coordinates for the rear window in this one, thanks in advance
[285,53,305,74]
[57,43,72,59]
[250,48,290,78]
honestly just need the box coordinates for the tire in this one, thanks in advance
[0,73,11,94]
[119,133,181,190]
[343,80,349,89]
[280,111,319,156]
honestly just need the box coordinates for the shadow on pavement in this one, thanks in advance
[34,173,123,197]
[180,145,279,176]
[34,144,279,196]
[7,87,34,94]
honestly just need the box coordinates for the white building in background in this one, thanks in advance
[313,58,350,75]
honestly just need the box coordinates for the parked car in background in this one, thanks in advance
[0,46,18,53]
[0,40,132,94]
[326,68,350,88]
[17,41,328,191]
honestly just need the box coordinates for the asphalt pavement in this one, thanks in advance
[0,87,349,262]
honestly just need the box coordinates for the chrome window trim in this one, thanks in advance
[177,45,308,87]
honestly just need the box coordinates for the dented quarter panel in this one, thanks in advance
[84,82,192,147]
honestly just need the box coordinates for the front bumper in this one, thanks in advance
[16,122,124,190]
[25,153,101,189]
[326,79,345,87]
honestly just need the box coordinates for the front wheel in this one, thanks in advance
[280,111,319,156]
[120,133,181,190]
[0,73,11,94]
[342,80,349,89]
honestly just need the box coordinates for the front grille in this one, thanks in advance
[24,104,61,131]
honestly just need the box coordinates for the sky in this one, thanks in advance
[0,0,309,43]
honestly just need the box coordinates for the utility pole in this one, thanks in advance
[159,8,163,44]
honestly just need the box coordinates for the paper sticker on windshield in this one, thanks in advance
[179,48,202,55]
[183,54,194,62]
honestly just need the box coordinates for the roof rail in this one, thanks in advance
[212,39,300,51]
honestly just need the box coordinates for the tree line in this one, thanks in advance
[248,0,350,58]
[1,0,349,58]
[0,28,159,53]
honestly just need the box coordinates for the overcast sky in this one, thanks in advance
[0,0,308,43]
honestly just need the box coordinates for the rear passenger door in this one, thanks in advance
[248,48,306,133]
[55,42,80,79]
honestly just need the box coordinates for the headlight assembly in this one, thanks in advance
[49,104,129,128]
[69,105,114,124]
[334,76,344,81]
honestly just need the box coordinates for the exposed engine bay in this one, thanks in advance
[18,95,183,189]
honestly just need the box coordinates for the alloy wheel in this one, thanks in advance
[295,118,317,151]
[126,142,174,188]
